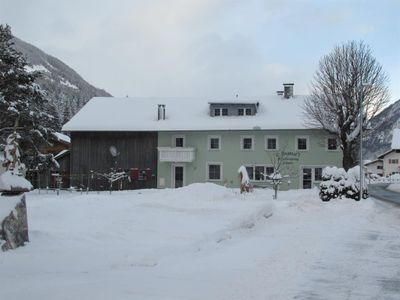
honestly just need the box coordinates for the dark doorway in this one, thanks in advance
[302,168,312,189]
[174,166,184,188]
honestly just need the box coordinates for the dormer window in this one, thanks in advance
[209,102,258,117]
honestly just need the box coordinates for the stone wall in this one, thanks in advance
[0,194,29,251]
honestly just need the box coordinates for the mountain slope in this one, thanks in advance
[364,99,400,159]
[12,37,111,128]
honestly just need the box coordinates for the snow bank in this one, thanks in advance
[387,183,400,193]
[0,171,33,191]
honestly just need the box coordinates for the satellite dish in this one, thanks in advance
[109,145,119,157]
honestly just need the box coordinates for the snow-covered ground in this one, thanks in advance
[387,183,400,193]
[1,183,400,300]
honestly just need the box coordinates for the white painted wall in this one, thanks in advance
[365,160,383,176]
[383,150,400,176]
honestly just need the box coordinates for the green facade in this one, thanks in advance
[157,130,342,190]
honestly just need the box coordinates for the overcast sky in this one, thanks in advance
[1,0,399,102]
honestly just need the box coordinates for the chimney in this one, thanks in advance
[276,90,284,96]
[283,83,294,99]
[157,104,165,120]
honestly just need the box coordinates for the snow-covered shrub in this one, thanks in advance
[319,167,346,201]
[319,166,368,201]
[368,173,382,181]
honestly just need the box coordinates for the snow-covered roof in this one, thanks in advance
[364,159,382,166]
[391,128,400,149]
[53,132,71,144]
[54,149,70,160]
[62,96,310,132]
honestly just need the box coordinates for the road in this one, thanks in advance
[369,183,400,205]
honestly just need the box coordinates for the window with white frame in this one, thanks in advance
[207,163,222,181]
[245,108,252,115]
[208,136,221,150]
[314,167,323,181]
[327,138,338,150]
[173,135,185,147]
[214,108,221,116]
[246,166,254,180]
[296,136,309,151]
[246,165,274,181]
[238,108,244,116]
[241,136,254,150]
[265,136,279,150]
[389,159,399,164]
[222,108,228,116]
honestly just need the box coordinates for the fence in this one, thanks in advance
[26,170,156,192]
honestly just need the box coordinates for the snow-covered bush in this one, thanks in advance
[319,167,346,201]
[0,131,32,192]
[319,166,368,201]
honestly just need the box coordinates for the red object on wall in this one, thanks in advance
[145,168,152,180]
[130,168,139,180]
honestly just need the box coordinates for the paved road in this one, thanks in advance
[369,183,400,205]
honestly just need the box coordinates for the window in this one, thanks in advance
[175,137,184,147]
[238,108,244,116]
[296,136,309,151]
[389,159,399,164]
[245,108,252,115]
[222,108,228,116]
[314,168,323,181]
[207,163,222,181]
[214,108,221,116]
[327,138,337,150]
[265,136,278,150]
[246,166,254,180]
[265,167,274,175]
[241,136,254,150]
[377,165,383,169]
[248,165,274,181]
[254,166,264,181]
[173,135,185,147]
[208,136,221,150]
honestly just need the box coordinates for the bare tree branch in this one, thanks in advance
[303,41,389,170]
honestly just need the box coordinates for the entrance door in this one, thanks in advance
[302,168,312,189]
[174,166,184,188]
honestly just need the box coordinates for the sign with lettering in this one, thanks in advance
[281,151,301,165]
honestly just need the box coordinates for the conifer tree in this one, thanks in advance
[0,24,57,169]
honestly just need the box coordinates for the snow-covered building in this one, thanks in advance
[62,86,342,190]
[364,159,383,177]
[374,128,400,176]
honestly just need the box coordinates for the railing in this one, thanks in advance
[158,147,196,163]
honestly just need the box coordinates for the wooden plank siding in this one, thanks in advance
[70,132,158,190]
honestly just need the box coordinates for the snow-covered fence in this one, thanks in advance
[367,173,400,184]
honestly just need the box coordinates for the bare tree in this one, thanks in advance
[303,41,389,170]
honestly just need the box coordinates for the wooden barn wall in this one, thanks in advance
[70,131,158,190]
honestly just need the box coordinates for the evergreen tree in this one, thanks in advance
[0,24,57,169]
